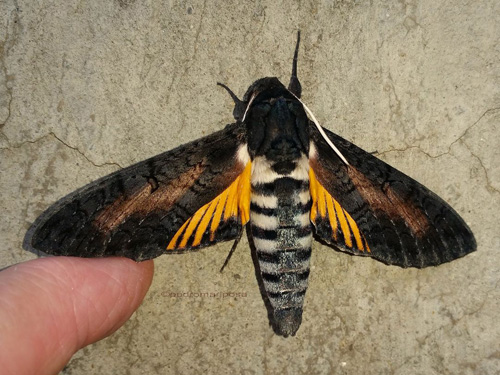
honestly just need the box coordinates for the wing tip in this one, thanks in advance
[22,207,53,256]
[22,220,39,255]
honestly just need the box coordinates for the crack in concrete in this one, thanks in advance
[0,129,8,142]
[446,107,500,152]
[0,132,123,169]
[191,0,207,58]
[49,132,123,169]
[0,73,13,128]
[375,107,500,159]
[374,144,435,159]
[461,141,500,194]
[386,72,403,123]
[373,107,500,196]
[376,107,500,159]
[414,286,492,349]
[172,0,207,136]
[0,4,21,129]
[412,277,500,359]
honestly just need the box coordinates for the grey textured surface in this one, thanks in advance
[1,1,499,374]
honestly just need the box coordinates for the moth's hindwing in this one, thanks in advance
[25,123,250,261]
[167,161,251,250]
[309,124,476,268]
[309,168,370,253]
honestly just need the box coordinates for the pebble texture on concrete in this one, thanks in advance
[1,1,498,374]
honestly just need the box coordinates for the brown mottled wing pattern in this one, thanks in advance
[25,123,248,261]
[309,124,476,268]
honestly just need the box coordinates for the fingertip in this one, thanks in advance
[0,257,155,375]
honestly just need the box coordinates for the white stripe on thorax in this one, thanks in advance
[251,154,309,185]
[237,144,251,164]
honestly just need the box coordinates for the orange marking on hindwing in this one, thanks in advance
[309,168,369,252]
[325,194,338,240]
[167,162,252,250]
[179,208,206,248]
[192,198,219,246]
[318,188,327,218]
[334,201,352,248]
[224,179,239,220]
[168,218,191,250]
[345,212,364,250]
[210,194,227,241]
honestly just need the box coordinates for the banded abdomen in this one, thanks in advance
[250,154,312,337]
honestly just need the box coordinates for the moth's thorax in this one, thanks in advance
[249,153,312,337]
[246,94,309,175]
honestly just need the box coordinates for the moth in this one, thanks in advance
[24,32,476,337]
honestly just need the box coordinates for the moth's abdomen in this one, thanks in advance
[250,155,312,337]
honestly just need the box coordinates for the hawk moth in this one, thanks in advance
[24,32,476,337]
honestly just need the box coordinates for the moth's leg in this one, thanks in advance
[219,230,243,273]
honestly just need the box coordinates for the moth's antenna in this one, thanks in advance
[217,82,241,104]
[290,92,350,166]
[217,82,246,121]
[288,31,302,97]
[287,32,348,165]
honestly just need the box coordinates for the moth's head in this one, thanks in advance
[242,77,292,103]
[217,31,303,123]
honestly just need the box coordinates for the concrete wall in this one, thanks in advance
[1,1,498,374]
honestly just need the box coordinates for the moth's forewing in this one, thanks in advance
[25,123,250,261]
[309,125,476,268]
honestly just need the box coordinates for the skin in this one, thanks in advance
[0,257,154,375]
